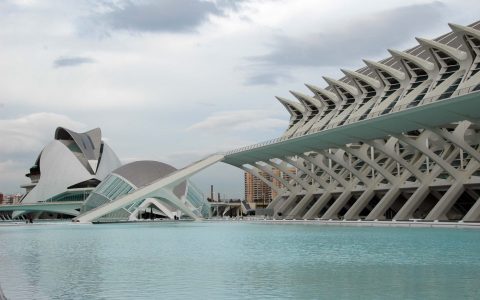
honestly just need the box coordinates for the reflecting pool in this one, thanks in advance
[0,221,479,299]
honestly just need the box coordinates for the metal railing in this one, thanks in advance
[225,84,480,156]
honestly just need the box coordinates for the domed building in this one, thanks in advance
[81,160,210,221]
[3,126,211,222]
[16,127,122,219]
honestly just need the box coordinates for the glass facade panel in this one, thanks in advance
[82,171,211,221]
[186,182,210,218]
[82,174,136,218]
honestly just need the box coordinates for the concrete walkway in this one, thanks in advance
[205,218,480,229]
[74,154,225,223]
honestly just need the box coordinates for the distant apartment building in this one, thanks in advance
[244,167,296,208]
[0,194,22,205]
[244,171,271,208]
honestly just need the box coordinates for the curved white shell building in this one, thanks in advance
[16,127,122,218]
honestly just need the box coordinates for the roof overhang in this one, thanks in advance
[223,91,480,165]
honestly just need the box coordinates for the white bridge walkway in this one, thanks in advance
[0,201,82,217]
[73,154,225,223]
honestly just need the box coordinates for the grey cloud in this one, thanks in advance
[0,112,85,155]
[251,2,447,67]
[54,56,95,68]
[244,72,293,86]
[0,112,86,192]
[0,0,18,15]
[215,0,248,11]
[87,0,248,34]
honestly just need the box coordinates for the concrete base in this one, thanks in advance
[204,218,480,229]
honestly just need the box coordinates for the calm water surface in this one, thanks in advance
[0,221,479,299]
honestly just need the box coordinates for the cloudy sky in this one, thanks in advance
[0,0,479,198]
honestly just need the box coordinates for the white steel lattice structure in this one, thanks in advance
[75,20,480,224]
[222,21,480,222]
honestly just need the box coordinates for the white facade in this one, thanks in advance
[16,127,121,218]
[73,20,480,224]
[223,21,480,222]
[79,160,211,222]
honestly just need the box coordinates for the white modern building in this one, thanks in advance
[74,20,480,225]
[80,160,210,222]
[0,127,210,221]
[225,21,480,222]
[9,127,121,219]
